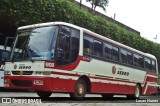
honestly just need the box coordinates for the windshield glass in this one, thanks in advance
[12,26,59,61]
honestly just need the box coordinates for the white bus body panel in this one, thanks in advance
[0,64,4,87]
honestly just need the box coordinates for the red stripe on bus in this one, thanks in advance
[146,71,158,76]
[51,71,157,85]
[54,56,83,71]
[51,71,136,84]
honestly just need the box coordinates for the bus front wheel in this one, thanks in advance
[37,91,52,98]
[70,79,86,100]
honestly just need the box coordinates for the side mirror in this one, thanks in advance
[4,37,14,50]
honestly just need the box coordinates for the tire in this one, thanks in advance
[101,94,114,100]
[127,84,141,99]
[70,79,86,100]
[37,91,52,98]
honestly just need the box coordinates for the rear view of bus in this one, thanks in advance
[4,22,158,100]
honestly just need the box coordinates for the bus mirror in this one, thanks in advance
[4,37,14,50]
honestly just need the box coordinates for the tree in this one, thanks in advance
[86,0,109,12]
[80,0,82,7]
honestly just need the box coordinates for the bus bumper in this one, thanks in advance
[4,76,76,92]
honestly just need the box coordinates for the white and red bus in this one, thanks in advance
[0,37,16,88]
[4,22,158,100]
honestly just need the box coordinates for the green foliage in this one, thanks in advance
[0,0,160,71]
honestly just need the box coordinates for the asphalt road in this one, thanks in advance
[0,91,160,106]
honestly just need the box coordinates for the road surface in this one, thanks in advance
[0,91,159,106]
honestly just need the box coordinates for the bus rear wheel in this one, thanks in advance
[70,79,86,100]
[37,91,52,98]
[127,84,141,99]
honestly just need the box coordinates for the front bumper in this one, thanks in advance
[4,75,76,92]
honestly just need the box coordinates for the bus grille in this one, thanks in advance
[12,71,33,75]
[12,80,32,87]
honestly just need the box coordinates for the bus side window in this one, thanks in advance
[104,43,112,60]
[127,51,133,65]
[84,35,93,55]
[121,49,127,64]
[111,46,119,62]
[70,29,80,63]
[93,39,103,57]
[145,58,151,71]
[134,54,144,68]
[151,60,156,72]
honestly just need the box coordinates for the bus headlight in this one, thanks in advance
[4,79,10,87]
[4,71,11,75]
[4,79,10,83]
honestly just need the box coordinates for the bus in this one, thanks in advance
[4,22,158,100]
[0,37,15,88]
[0,45,6,87]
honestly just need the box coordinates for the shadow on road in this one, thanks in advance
[6,97,158,103]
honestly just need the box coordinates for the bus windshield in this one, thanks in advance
[12,26,59,61]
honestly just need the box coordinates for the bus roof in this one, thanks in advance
[17,22,156,60]
[17,22,81,31]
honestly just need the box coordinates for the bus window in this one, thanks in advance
[56,26,71,65]
[84,35,93,55]
[70,29,80,63]
[104,43,112,60]
[145,58,151,70]
[56,26,80,65]
[127,51,133,65]
[121,49,127,64]
[111,46,119,62]
[93,39,103,57]
[134,54,144,68]
[151,60,156,72]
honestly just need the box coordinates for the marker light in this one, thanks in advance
[4,71,11,75]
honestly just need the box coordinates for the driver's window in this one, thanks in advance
[56,26,71,65]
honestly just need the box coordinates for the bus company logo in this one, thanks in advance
[112,66,116,75]
[45,62,54,68]
[19,71,23,76]
[14,65,17,69]
[19,64,31,69]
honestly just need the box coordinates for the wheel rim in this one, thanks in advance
[77,83,84,96]
[135,87,140,97]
